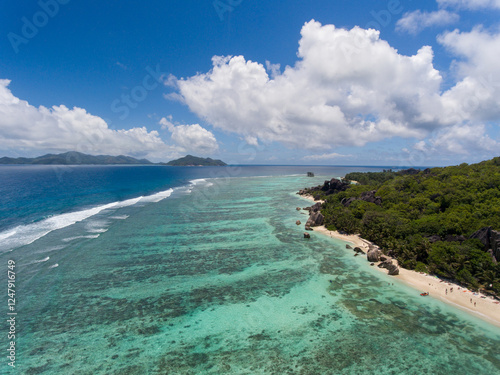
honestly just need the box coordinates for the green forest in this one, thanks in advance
[304,158,500,296]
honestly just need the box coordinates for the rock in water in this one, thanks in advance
[304,232,311,239]
[296,220,301,225]
[346,244,353,249]
[354,247,365,254]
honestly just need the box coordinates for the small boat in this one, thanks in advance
[420,292,429,296]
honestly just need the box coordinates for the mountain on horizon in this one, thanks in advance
[0,151,153,165]
[164,154,227,166]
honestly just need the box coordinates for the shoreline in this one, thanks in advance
[300,195,500,327]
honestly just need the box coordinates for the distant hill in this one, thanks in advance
[165,155,227,166]
[0,151,153,165]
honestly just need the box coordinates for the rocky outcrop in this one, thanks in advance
[360,190,382,205]
[470,227,500,262]
[387,263,400,275]
[309,202,322,213]
[341,190,382,207]
[378,259,400,275]
[305,212,324,228]
[298,178,350,197]
[304,232,310,239]
[367,249,382,262]
[354,247,365,254]
[427,235,441,243]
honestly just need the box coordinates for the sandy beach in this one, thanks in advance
[301,195,500,327]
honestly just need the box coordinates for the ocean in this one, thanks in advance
[0,165,499,374]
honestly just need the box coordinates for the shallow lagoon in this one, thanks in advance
[2,173,500,374]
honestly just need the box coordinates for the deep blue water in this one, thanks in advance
[0,164,388,236]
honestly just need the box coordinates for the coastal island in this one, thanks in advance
[0,151,153,165]
[163,154,227,166]
[0,151,227,167]
[298,158,500,324]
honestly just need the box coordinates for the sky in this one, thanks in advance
[1,0,500,166]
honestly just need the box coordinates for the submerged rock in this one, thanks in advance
[296,220,301,225]
[346,244,353,249]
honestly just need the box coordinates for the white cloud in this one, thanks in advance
[303,153,350,160]
[412,124,499,157]
[159,116,219,154]
[175,20,500,159]
[437,0,500,9]
[396,10,459,35]
[177,21,444,151]
[0,79,177,161]
[438,26,500,123]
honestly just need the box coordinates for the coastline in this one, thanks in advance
[300,195,500,327]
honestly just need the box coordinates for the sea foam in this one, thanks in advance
[0,188,174,253]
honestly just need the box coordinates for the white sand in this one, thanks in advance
[310,225,500,326]
[298,193,500,327]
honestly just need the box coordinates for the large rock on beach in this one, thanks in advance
[387,263,400,275]
[367,249,382,262]
[306,212,324,227]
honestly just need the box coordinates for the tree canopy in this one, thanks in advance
[306,158,500,295]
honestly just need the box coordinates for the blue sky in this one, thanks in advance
[1,0,499,166]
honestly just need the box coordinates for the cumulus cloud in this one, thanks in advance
[175,20,500,160]
[396,10,459,34]
[411,124,499,158]
[303,153,351,160]
[177,21,445,151]
[0,79,176,160]
[438,26,500,123]
[437,0,500,9]
[159,116,219,154]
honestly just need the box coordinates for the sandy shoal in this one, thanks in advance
[299,195,500,327]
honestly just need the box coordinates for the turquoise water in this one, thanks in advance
[3,174,500,374]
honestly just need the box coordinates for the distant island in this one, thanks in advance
[0,151,153,165]
[0,152,227,166]
[163,154,227,166]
